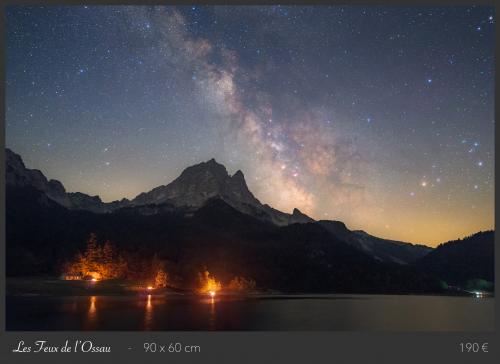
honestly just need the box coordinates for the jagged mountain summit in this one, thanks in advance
[129,158,313,226]
[132,159,257,207]
[6,148,71,207]
[6,148,312,225]
[5,148,431,264]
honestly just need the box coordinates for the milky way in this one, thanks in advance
[6,6,494,246]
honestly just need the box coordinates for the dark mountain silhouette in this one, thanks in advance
[6,149,308,225]
[5,148,494,292]
[318,221,431,264]
[6,183,443,293]
[5,148,431,265]
[129,158,306,226]
[415,231,494,287]
[6,148,71,207]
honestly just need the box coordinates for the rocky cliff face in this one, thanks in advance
[131,159,260,208]
[67,192,112,213]
[6,148,71,208]
[5,147,433,265]
[6,148,128,212]
[5,149,313,225]
[129,158,311,226]
[318,220,431,265]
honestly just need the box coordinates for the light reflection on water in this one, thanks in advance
[6,295,495,331]
[144,294,153,330]
[209,297,216,330]
[84,296,97,330]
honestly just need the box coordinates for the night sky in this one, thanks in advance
[6,6,495,246]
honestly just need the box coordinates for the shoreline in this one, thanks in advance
[6,277,494,298]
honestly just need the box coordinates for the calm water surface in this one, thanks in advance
[6,294,494,331]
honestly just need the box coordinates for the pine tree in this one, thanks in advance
[62,234,129,280]
[102,240,114,278]
[85,233,99,264]
[198,270,221,293]
[154,268,168,288]
[103,241,113,264]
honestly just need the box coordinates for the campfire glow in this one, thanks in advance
[198,270,221,296]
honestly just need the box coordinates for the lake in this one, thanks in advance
[6,294,494,331]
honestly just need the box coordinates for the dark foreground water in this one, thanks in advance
[6,294,494,331]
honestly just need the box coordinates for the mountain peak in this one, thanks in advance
[6,148,26,170]
[203,158,220,168]
[289,207,314,224]
[132,158,256,209]
[182,158,229,178]
[232,169,245,180]
[6,148,70,207]
[6,148,315,228]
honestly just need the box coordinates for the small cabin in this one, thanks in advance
[60,273,82,281]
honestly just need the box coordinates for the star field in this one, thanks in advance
[6,5,495,246]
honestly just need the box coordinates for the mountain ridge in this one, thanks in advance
[6,182,445,293]
[5,148,494,292]
[6,148,307,225]
[415,231,494,287]
[6,147,431,264]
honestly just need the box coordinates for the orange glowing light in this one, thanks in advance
[147,286,154,291]
[198,271,222,295]
[86,271,102,281]
[89,296,97,315]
